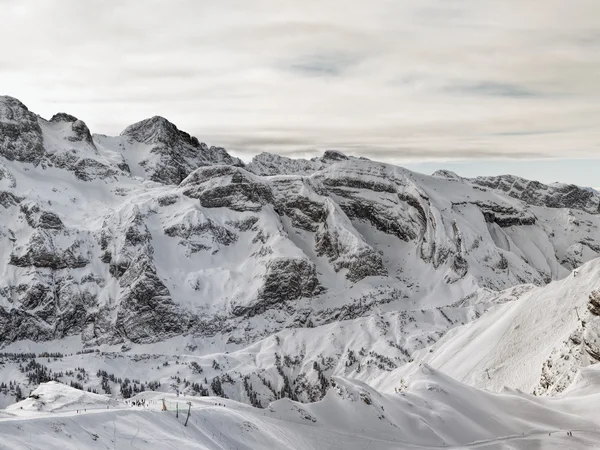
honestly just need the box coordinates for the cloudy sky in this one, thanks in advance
[2,0,599,186]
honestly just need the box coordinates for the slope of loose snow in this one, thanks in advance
[2,372,600,450]
[5,381,118,415]
[389,258,600,394]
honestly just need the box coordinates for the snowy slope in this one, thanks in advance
[2,371,600,450]
[390,258,600,395]
[2,95,600,350]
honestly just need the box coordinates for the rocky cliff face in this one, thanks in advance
[0,97,45,164]
[119,116,244,184]
[0,95,599,352]
[533,288,600,396]
[471,175,600,215]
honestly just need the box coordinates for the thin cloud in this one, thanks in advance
[445,81,541,98]
[0,0,598,166]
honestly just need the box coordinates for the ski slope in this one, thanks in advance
[1,371,600,450]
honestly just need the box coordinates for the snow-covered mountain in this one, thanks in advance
[1,94,600,449]
[382,257,600,395]
[2,95,599,348]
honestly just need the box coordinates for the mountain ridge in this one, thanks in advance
[0,95,599,422]
[1,94,600,348]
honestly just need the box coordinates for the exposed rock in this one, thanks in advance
[20,202,64,230]
[9,232,88,270]
[164,218,238,245]
[315,225,386,281]
[157,194,179,207]
[182,167,274,212]
[472,175,600,215]
[114,255,185,343]
[432,170,462,180]
[321,150,349,161]
[323,176,396,194]
[0,191,21,208]
[474,202,537,227]
[233,259,323,317]
[49,114,96,146]
[50,112,79,123]
[121,116,243,184]
[226,216,259,232]
[0,96,45,164]
[589,290,600,316]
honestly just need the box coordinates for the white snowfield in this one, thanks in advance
[1,368,599,450]
[392,258,600,394]
[1,262,599,449]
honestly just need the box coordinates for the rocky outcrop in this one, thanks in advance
[9,232,88,270]
[471,201,536,227]
[472,175,600,215]
[114,255,185,343]
[588,289,600,316]
[0,96,45,164]
[246,152,324,176]
[0,190,21,208]
[534,289,600,395]
[181,166,274,212]
[233,259,323,317]
[50,113,95,146]
[315,225,386,281]
[20,202,64,230]
[121,116,243,184]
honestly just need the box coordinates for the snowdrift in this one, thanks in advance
[6,381,118,416]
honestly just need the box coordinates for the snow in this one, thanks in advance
[1,370,600,449]
[2,97,600,448]
[5,381,117,416]
[393,258,600,394]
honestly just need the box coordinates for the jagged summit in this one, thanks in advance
[0,95,32,116]
[246,149,356,176]
[246,152,326,176]
[0,95,45,164]
[121,115,201,148]
[320,149,349,161]
[432,169,462,180]
[50,112,80,123]
[116,115,244,184]
[0,96,244,184]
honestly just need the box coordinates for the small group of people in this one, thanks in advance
[125,399,147,408]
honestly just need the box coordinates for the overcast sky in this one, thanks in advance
[2,0,599,186]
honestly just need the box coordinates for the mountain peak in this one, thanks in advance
[432,169,462,180]
[0,96,34,122]
[50,112,80,123]
[120,115,201,148]
[0,95,45,164]
[321,149,349,161]
[117,115,243,184]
